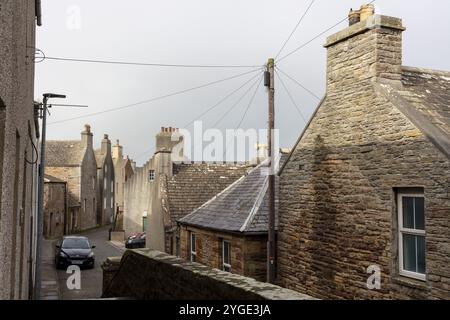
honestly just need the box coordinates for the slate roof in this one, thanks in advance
[165,163,250,228]
[281,66,450,175]
[378,66,450,159]
[178,156,287,234]
[46,140,84,167]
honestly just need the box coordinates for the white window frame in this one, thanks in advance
[222,240,231,272]
[398,193,426,281]
[190,232,196,262]
[148,170,155,182]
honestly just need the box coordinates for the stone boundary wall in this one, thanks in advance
[102,249,315,300]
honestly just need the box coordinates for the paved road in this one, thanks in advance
[56,226,124,300]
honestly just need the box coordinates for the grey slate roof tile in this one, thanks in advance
[46,140,84,167]
[178,156,286,234]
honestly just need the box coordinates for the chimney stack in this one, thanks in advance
[325,7,405,93]
[112,139,123,160]
[81,124,93,149]
[101,133,111,155]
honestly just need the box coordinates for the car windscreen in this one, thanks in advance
[62,238,90,249]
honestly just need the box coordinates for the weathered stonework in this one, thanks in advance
[278,15,450,300]
[0,0,40,299]
[95,134,115,226]
[46,125,98,232]
[43,177,66,239]
[179,226,267,282]
[101,249,314,300]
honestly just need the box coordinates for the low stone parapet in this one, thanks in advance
[102,249,315,300]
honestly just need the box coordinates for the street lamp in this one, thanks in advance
[34,93,66,300]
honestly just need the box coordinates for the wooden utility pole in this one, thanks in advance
[266,58,276,283]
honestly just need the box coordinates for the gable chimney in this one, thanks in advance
[325,6,405,94]
[101,134,111,155]
[81,124,93,149]
[112,139,123,160]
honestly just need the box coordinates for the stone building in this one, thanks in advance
[95,134,115,226]
[112,140,134,230]
[277,8,450,299]
[124,127,250,254]
[46,125,98,232]
[43,175,67,239]
[178,155,286,282]
[0,0,42,300]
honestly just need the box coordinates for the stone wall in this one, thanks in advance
[46,166,80,207]
[0,0,39,299]
[43,182,66,239]
[278,15,450,299]
[80,144,98,230]
[102,249,314,300]
[180,225,268,282]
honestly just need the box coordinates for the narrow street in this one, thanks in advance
[56,226,124,300]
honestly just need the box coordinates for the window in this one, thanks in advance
[105,165,107,174]
[103,196,106,209]
[83,199,86,212]
[111,181,114,194]
[190,232,196,262]
[104,178,107,190]
[110,197,113,209]
[398,192,426,281]
[148,170,155,182]
[92,177,95,190]
[222,240,231,272]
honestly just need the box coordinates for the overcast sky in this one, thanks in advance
[35,0,450,165]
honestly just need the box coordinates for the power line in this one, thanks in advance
[275,70,308,124]
[40,56,263,69]
[212,74,262,128]
[183,71,263,128]
[277,0,376,63]
[235,76,263,129]
[133,71,263,161]
[223,75,263,157]
[48,68,262,125]
[275,0,316,60]
[276,66,321,100]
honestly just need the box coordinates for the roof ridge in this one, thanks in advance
[177,162,264,223]
[402,66,450,77]
[239,173,269,232]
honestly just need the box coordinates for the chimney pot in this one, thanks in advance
[360,4,375,21]
[84,124,91,133]
[104,134,108,139]
[348,8,361,26]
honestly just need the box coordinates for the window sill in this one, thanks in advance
[392,275,428,290]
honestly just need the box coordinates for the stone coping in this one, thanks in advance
[325,15,405,48]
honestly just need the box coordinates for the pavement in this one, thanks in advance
[52,225,124,300]
[40,238,60,300]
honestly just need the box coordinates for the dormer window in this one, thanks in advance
[148,170,155,182]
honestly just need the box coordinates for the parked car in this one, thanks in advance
[125,232,146,249]
[55,236,96,269]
